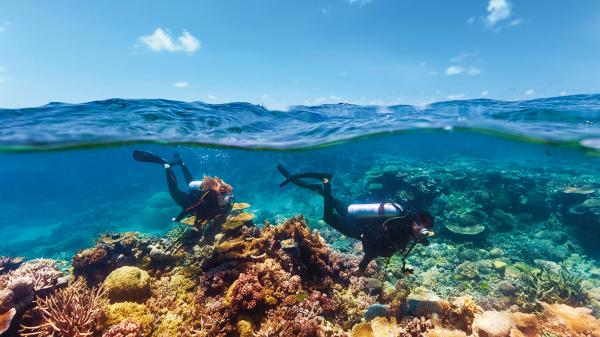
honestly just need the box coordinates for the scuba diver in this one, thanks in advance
[277,164,434,272]
[133,150,234,226]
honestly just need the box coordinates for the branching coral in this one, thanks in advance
[2,259,64,293]
[516,266,586,312]
[20,278,108,337]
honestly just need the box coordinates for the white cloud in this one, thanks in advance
[481,90,489,96]
[450,52,477,62]
[139,28,201,54]
[467,67,482,76]
[207,95,217,100]
[0,26,5,33]
[173,81,189,88]
[447,93,466,100]
[559,91,568,96]
[508,18,523,27]
[446,65,481,76]
[524,89,535,96]
[446,66,465,76]
[347,0,372,6]
[486,0,512,27]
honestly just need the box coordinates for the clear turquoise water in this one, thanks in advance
[0,96,599,276]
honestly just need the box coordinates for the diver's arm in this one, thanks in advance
[174,190,215,222]
[359,251,376,271]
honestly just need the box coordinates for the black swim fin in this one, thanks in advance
[133,150,168,165]
[277,164,332,187]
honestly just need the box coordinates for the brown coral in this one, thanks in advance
[0,257,24,275]
[20,278,108,337]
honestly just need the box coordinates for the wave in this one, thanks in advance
[1,94,599,152]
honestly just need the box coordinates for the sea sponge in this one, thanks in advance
[0,308,15,335]
[106,302,154,336]
[103,266,151,303]
[540,302,600,336]
[471,311,538,337]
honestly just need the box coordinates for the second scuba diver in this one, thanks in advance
[277,164,435,272]
[133,150,234,226]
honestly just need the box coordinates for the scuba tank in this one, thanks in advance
[347,202,405,219]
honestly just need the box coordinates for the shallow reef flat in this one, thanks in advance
[1,205,599,335]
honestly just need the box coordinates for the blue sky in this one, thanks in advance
[1,0,600,109]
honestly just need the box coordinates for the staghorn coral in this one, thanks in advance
[102,320,144,337]
[20,278,108,337]
[516,266,586,312]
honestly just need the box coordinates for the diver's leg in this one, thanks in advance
[180,164,194,184]
[322,181,362,240]
[170,153,194,184]
[165,164,191,208]
[277,164,324,195]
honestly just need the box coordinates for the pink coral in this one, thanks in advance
[102,320,143,337]
[230,272,264,310]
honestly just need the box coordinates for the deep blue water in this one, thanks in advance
[0,96,599,266]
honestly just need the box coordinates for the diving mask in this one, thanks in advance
[420,228,435,237]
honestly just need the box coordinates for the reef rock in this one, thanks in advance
[471,310,538,337]
[103,266,151,303]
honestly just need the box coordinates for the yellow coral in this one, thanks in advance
[103,266,151,303]
[236,319,254,337]
[230,212,255,222]
[106,302,154,336]
[232,202,251,211]
[152,312,183,337]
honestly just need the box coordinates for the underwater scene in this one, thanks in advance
[1,96,599,337]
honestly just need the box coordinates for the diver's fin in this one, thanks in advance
[277,164,332,187]
[133,150,168,164]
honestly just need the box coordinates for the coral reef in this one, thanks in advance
[102,320,144,337]
[103,266,151,303]
[20,278,108,337]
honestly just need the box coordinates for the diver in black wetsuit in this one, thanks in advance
[133,150,234,225]
[277,164,434,272]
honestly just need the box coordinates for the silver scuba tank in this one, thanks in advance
[347,203,404,219]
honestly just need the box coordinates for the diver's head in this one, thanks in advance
[411,211,435,244]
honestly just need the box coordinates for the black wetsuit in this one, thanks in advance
[322,181,415,271]
[165,164,220,222]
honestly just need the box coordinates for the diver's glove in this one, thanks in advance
[402,266,414,275]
